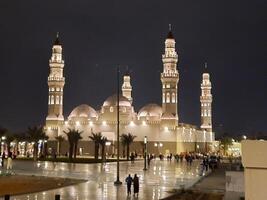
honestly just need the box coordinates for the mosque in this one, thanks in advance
[45,29,215,156]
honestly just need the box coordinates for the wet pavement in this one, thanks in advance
[2,159,205,200]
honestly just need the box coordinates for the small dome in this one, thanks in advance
[138,104,162,118]
[69,104,98,119]
[103,94,131,107]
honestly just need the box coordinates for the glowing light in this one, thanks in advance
[102,121,107,126]
[1,136,6,140]
[76,121,80,126]
[154,143,158,147]
[89,121,93,126]
[64,121,68,125]
[164,127,168,131]
[130,121,134,126]
[47,127,51,130]
[105,141,111,146]
[142,121,146,126]
[159,143,163,147]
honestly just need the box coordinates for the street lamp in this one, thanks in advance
[114,66,122,185]
[143,136,147,171]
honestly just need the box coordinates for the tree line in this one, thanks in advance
[0,125,137,162]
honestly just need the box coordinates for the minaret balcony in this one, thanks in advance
[49,60,64,65]
[161,73,178,78]
[48,77,65,82]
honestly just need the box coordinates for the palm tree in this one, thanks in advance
[89,132,103,160]
[5,132,15,153]
[13,132,27,154]
[55,135,65,156]
[0,127,7,154]
[73,131,83,159]
[121,139,127,158]
[100,136,108,162]
[26,126,48,161]
[64,128,82,160]
[120,133,136,160]
[220,136,233,155]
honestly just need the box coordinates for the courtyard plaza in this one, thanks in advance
[3,159,205,200]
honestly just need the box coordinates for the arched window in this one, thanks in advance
[204,110,207,116]
[51,96,54,104]
[48,96,51,105]
[166,93,170,103]
[110,106,114,112]
[162,93,165,103]
[56,96,59,104]
[172,92,175,103]
[60,96,63,105]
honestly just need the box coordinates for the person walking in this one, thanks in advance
[1,153,5,167]
[7,152,13,170]
[133,174,139,197]
[125,174,133,196]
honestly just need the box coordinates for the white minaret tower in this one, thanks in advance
[161,25,179,121]
[122,69,133,104]
[46,33,65,123]
[200,63,212,132]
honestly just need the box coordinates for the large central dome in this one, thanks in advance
[68,104,98,119]
[103,94,131,107]
[138,103,162,118]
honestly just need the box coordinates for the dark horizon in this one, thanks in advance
[0,1,266,137]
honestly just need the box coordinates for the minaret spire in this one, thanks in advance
[122,67,133,104]
[169,24,172,31]
[161,27,179,122]
[200,63,213,132]
[46,33,65,122]
[54,32,61,45]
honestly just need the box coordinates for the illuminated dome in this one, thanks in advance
[68,104,98,119]
[138,104,162,118]
[103,94,131,107]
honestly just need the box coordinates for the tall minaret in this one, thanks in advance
[46,33,65,122]
[122,69,133,104]
[161,25,179,120]
[200,63,212,132]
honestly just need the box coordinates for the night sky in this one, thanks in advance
[0,1,266,137]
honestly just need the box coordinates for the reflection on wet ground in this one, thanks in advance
[5,159,204,200]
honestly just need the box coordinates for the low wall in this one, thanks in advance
[225,171,244,192]
[242,140,267,200]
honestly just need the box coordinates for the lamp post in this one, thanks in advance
[114,66,122,185]
[143,136,147,171]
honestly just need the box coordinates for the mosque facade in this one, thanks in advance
[45,30,214,156]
